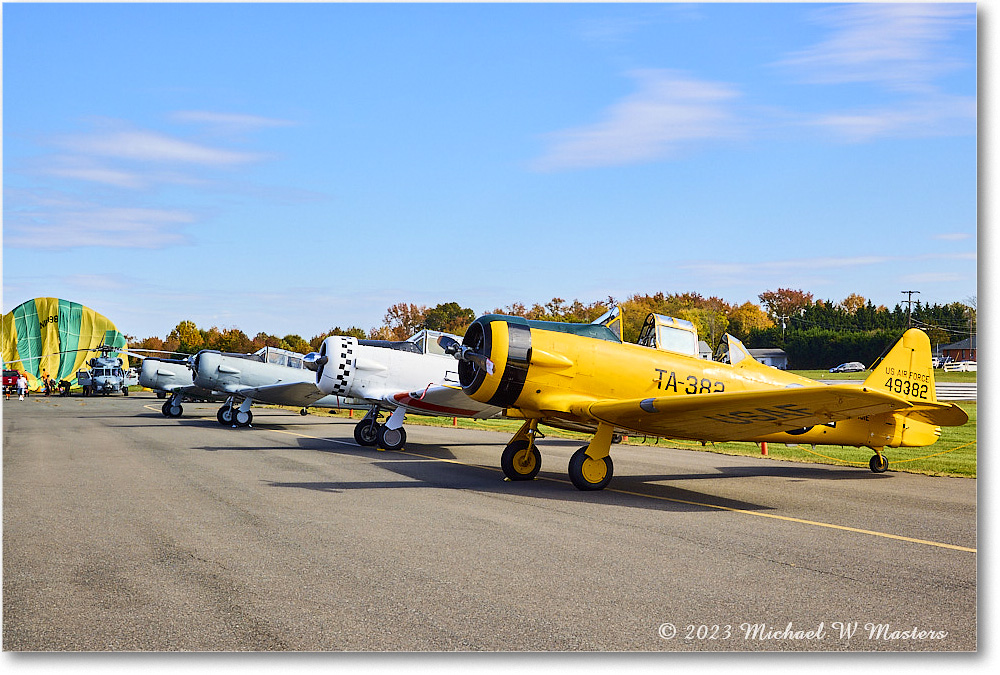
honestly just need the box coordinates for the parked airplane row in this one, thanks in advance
[132,306,968,491]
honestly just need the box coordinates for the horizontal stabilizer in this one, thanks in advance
[900,401,969,427]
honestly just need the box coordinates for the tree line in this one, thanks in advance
[130,289,975,369]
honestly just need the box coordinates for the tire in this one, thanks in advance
[869,454,889,473]
[234,409,253,427]
[378,425,407,451]
[217,405,234,425]
[354,419,379,446]
[568,446,614,491]
[162,401,172,417]
[500,440,541,481]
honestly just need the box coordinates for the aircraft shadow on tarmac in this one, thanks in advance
[250,437,781,514]
[149,406,888,513]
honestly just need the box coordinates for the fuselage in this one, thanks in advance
[459,316,944,449]
[314,335,501,418]
[192,350,363,409]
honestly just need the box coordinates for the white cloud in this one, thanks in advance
[5,204,195,250]
[43,162,147,189]
[777,3,974,92]
[532,69,742,171]
[808,92,976,142]
[171,110,296,133]
[57,129,264,166]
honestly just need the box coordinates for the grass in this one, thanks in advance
[792,369,978,383]
[283,401,978,479]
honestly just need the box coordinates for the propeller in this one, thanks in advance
[303,351,328,372]
[437,335,494,375]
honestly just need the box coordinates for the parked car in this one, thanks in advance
[829,362,866,373]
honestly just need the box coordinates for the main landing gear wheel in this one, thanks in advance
[377,425,407,451]
[869,454,889,473]
[354,419,379,447]
[217,405,234,426]
[233,409,253,427]
[568,446,614,491]
[501,440,541,481]
[162,401,183,418]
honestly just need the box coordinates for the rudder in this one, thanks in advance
[864,329,937,403]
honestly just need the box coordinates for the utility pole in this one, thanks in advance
[901,290,920,328]
[777,315,788,340]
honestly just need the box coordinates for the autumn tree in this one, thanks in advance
[423,302,476,335]
[758,288,814,321]
[167,320,205,354]
[727,302,774,340]
[380,302,428,341]
[281,334,311,353]
[840,293,867,315]
[133,336,165,352]
[215,328,253,354]
[678,308,729,350]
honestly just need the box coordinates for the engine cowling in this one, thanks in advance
[458,316,532,408]
[314,335,358,395]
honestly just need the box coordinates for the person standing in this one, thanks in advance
[17,373,28,401]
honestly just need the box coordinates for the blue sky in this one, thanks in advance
[2,2,979,342]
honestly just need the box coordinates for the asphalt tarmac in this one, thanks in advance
[2,393,976,651]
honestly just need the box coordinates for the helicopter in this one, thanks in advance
[74,344,137,396]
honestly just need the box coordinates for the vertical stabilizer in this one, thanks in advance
[864,329,937,403]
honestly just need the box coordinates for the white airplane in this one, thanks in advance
[306,328,504,450]
[138,357,227,417]
[190,344,368,427]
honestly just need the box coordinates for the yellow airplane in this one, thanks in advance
[440,311,968,491]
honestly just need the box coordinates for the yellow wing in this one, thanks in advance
[586,385,914,442]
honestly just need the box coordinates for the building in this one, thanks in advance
[942,336,976,362]
[748,348,788,370]
[698,340,713,360]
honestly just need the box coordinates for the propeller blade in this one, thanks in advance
[436,335,495,375]
[465,350,495,375]
[303,352,328,372]
[436,335,462,355]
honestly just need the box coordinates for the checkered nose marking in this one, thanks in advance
[330,337,354,395]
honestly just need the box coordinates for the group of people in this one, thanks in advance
[5,371,57,400]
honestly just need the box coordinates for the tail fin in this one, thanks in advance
[864,329,938,403]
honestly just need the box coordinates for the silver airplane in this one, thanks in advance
[190,344,368,427]
[138,357,227,417]
[305,328,503,451]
